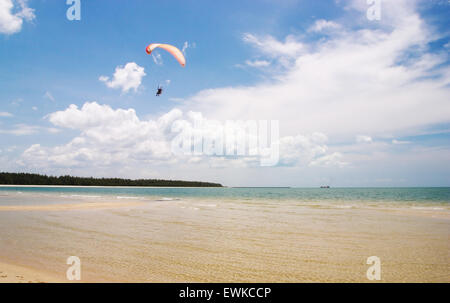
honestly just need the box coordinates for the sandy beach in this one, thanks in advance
[0,189,448,283]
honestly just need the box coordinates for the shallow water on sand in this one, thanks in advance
[0,187,448,282]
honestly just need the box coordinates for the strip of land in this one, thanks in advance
[0,172,223,187]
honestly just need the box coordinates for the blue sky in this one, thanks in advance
[1,0,449,186]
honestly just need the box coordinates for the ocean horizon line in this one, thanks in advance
[0,184,449,189]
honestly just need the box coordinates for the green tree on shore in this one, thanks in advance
[0,172,222,187]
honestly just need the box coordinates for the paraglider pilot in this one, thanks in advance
[156,85,163,96]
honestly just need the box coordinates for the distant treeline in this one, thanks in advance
[0,172,222,187]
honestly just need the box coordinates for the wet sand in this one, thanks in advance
[0,201,145,212]
[0,261,63,283]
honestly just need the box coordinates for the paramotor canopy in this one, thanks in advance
[146,43,186,67]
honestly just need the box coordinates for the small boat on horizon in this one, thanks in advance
[320,185,330,188]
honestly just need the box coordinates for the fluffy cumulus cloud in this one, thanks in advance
[99,62,146,93]
[19,102,341,170]
[279,133,347,167]
[0,0,35,35]
[22,102,177,168]
[242,33,305,59]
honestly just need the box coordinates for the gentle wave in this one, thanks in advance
[116,196,140,200]
[70,194,102,198]
[155,197,180,201]
[411,206,445,211]
[334,205,353,209]
[195,203,217,208]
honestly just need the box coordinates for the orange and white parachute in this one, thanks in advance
[146,43,186,67]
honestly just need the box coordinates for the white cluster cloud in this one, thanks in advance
[19,102,340,170]
[308,19,341,32]
[279,133,347,167]
[392,139,411,145]
[356,135,373,143]
[245,60,271,68]
[0,111,13,117]
[0,0,35,35]
[243,33,305,59]
[0,124,59,135]
[309,152,347,168]
[99,62,146,93]
[23,102,176,168]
